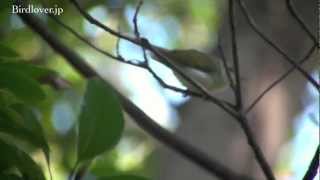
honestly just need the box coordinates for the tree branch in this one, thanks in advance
[303,145,319,180]
[237,114,276,180]
[228,1,275,179]
[15,5,252,180]
[285,0,317,44]
[245,44,317,114]
[47,1,274,179]
[48,6,235,107]
[217,39,236,93]
[228,0,242,109]
[68,0,237,116]
[237,0,320,91]
[49,15,208,99]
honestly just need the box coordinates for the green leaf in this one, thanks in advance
[97,175,150,180]
[0,139,45,180]
[0,89,21,107]
[0,44,20,60]
[0,69,45,104]
[0,174,23,180]
[0,106,50,164]
[77,78,124,163]
[10,104,50,163]
[0,62,55,80]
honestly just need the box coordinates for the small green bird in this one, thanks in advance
[150,46,228,92]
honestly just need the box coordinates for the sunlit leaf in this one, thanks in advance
[77,78,124,162]
[0,69,45,104]
[0,62,55,80]
[0,139,45,180]
[97,175,150,180]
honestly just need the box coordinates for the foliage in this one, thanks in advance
[0,0,226,179]
[77,78,124,164]
[0,44,149,179]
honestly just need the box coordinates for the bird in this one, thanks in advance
[150,46,229,92]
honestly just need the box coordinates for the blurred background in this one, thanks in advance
[0,0,318,179]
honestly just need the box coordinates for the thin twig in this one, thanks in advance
[15,7,252,180]
[245,44,317,114]
[129,1,221,101]
[49,15,210,99]
[131,0,236,107]
[303,145,319,180]
[229,1,275,179]
[217,38,236,93]
[69,0,236,115]
[237,114,276,180]
[52,11,215,99]
[115,27,121,57]
[69,0,138,44]
[66,1,274,179]
[49,15,117,60]
[131,1,202,99]
[133,0,143,38]
[228,0,242,109]
[146,39,237,113]
[286,0,317,44]
[237,0,320,90]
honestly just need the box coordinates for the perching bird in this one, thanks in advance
[150,46,228,92]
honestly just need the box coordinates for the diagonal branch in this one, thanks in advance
[130,1,206,100]
[69,0,138,44]
[217,39,236,93]
[132,0,143,39]
[226,1,275,179]
[237,114,276,180]
[55,1,274,179]
[47,6,234,106]
[48,15,138,66]
[245,44,317,114]
[69,0,237,119]
[286,0,317,44]
[228,0,243,109]
[303,145,319,180]
[15,5,252,180]
[237,0,320,91]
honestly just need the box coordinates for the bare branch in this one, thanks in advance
[49,12,230,105]
[133,0,143,38]
[146,39,237,113]
[15,6,252,180]
[237,0,320,90]
[69,0,236,115]
[228,0,243,109]
[237,114,276,180]
[286,0,317,44]
[115,27,122,57]
[68,1,275,178]
[217,39,236,92]
[303,145,320,180]
[69,0,138,44]
[49,16,117,60]
[245,44,317,114]
[227,1,275,179]
[130,1,204,99]
[49,14,146,69]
